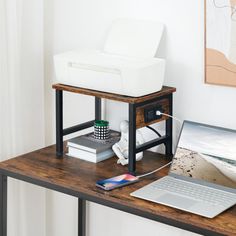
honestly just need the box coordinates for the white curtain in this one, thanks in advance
[0,0,46,236]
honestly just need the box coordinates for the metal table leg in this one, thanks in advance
[95,97,101,120]
[128,103,136,174]
[56,90,63,157]
[0,174,7,236]
[165,94,173,157]
[78,198,86,236]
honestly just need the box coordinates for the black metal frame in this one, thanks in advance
[0,175,7,236]
[0,90,224,236]
[0,170,224,236]
[128,93,173,173]
[78,198,86,236]
[55,90,173,174]
[56,90,101,157]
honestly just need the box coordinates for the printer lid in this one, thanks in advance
[104,18,164,58]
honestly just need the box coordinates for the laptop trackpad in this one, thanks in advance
[156,193,197,209]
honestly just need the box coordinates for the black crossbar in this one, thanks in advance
[63,120,94,136]
[136,136,168,153]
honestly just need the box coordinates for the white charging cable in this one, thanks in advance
[156,111,182,124]
[135,111,180,179]
[137,161,172,178]
[135,111,182,178]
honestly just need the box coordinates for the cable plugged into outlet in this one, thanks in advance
[144,105,164,123]
[156,110,162,116]
[144,105,182,124]
[155,110,182,123]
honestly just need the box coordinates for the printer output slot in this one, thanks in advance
[68,62,121,75]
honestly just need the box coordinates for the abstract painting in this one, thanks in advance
[205,0,236,87]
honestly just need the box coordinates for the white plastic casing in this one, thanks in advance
[54,18,166,97]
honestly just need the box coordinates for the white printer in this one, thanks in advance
[54,18,166,97]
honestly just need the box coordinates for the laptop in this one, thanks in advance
[131,121,236,218]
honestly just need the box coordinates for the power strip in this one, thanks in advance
[144,105,164,123]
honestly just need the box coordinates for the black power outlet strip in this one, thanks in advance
[144,105,164,123]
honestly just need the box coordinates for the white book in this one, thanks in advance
[67,147,114,163]
[67,131,120,154]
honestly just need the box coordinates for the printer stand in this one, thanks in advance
[52,84,176,174]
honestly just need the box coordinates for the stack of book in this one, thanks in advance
[67,130,120,163]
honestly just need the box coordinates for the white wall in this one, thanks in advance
[44,0,236,235]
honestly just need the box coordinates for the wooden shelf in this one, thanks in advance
[0,145,235,236]
[52,83,176,104]
[52,83,176,173]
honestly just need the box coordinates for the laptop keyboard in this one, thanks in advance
[151,177,236,206]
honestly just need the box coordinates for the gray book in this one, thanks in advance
[67,130,120,154]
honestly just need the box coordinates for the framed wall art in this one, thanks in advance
[205,0,236,87]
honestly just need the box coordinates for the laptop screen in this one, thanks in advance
[170,121,236,189]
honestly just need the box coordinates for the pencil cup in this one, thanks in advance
[94,120,110,140]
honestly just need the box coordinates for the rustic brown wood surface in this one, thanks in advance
[0,145,235,235]
[52,83,176,104]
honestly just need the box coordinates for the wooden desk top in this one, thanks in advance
[0,145,235,236]
[52,84,176,104]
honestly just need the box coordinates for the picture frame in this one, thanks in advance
[205,0,236,87]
